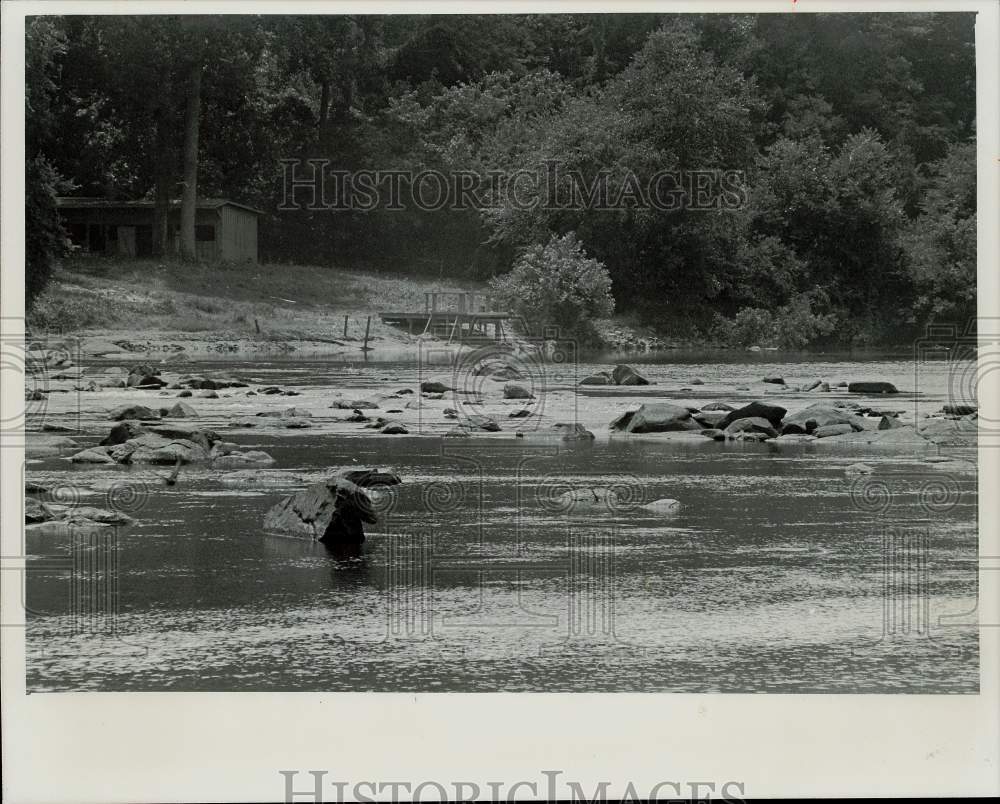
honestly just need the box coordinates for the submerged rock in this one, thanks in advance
[219,469,306,487]
[211,450,276,468]
[845,463,874,475]
[641,498,681,513]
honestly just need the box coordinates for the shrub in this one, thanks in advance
[488,232,614,344]
[773,294,838,349]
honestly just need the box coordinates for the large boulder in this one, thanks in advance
[612,364,650,386]
[848,381,898,394]
[724,417,779,439]
[781,403,865,435]
[717,401,787,430]
[110,433,211,464]
[263,477,379,554]
[108,405,160,422]
[615,403,700,433]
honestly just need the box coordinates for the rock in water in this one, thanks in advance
[264,478,379,556]
[167,402,199,418]
[943,404,977,416]
[380,423,409,435]
[503,383,534,400]
[615,403,700,433]
[878,415,904,430]
[549,422,595,440]
[848,381,899,394]
[100,421,146,446]
[763,376,785,385]
[612,364,650,386]
[579,372,614,386]
[466,414,500,432]
[781,404,865,435]
[717,401,787,430]
[701,402,736,412]
[420,380,452,394]
[693,411,728,428]
[845,463,874,475]
[108,405,160,422]
[724,417,778,439]
[814,423,856,438]
[69,447,116,464]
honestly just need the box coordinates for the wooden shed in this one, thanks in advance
[56,197,262,263]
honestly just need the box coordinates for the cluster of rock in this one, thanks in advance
[609,399,899,443]
[580,364,651,386]
[25,487,133,533]
[68,417,274,467]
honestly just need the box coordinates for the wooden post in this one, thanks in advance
[362,315,372,351]
[343,315,349,338]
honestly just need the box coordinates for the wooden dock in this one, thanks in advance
[380,291,520,343]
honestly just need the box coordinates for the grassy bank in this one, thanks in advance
[28,257,482,340]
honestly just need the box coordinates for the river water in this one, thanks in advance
[24,350,979,692]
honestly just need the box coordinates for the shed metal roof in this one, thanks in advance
[56,197,265,216]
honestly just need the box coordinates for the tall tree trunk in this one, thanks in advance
[179,59,202,261]
[152,109,171,257]
[318,79,332,145]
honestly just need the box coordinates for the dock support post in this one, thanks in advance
[363,316,372,351]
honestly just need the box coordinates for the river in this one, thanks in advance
[24,349,979,692]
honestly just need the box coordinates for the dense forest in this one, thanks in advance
[26,13,977,345]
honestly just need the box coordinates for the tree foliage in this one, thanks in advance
[25,12,977,344]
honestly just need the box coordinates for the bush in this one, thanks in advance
[773,294,838,349]
[26,155,71,309]
[488,232,614,344]
[713,294,838,349]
